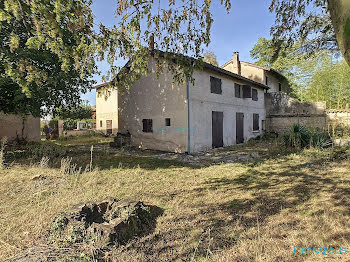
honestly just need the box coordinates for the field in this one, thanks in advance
[1,136,350,261]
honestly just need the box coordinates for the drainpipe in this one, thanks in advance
[186,78,191,154]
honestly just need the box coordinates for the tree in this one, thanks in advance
[250,38,350,108]
[0,0,97,117]
[1,1,232,117]
[56,104,93,120]
[203,51,218,66]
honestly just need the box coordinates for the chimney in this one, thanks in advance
[232,51,241,75]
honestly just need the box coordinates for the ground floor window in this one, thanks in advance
[165,118,171,126]
[253,114,259,131]
[142,119,153,133]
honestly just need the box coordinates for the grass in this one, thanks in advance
[1,138,350,261]
[53,133,113,146]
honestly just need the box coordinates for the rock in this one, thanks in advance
[49,199,163,248]
[31,174,44,180]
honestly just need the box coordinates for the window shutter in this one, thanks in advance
[242,85,252,98]
[252,89,258,101]
[234,84,241,98]
[210,76,222,94]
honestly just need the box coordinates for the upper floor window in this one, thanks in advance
[279,83,282,92]
[142,119,153,133]
[242,85,252,98]
[252,89,258,101]
[210,76,222,94]
[234,83,241,98]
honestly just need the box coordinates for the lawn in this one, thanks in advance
[1,138,350,261]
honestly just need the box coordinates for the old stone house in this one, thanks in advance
[95,51,288,153]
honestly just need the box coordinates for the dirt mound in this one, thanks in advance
[49,198,162,249]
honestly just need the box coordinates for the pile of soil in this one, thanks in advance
[49,198,162,249]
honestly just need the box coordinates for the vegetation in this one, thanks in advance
[283,124,332,149]
[56,104,92,120]
[268,0,337,58]
[1,138,350,261]
[0,0,97,117]
[251,38,350,108]
[203,51,219,66]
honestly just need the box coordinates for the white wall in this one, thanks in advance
[96,88,119,134]
[189,69,266,152]
[118,58,188,153]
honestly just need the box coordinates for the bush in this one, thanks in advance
[63,118,78,131]
[284,124,310,148]
[283,124,332,149]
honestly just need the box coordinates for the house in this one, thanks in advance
[95,50,286,153]
[221,52,289,93]
[0,112,41,142]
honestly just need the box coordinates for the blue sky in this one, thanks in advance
[82,0,276,105]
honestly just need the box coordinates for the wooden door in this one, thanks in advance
[106,120,112,135]
[212,111,223,148]
[236,112,244,144]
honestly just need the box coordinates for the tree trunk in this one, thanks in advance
[328,0,350,65]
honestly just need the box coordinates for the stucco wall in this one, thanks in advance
[118,58,188,153]
[0,112,40,142]
[240,62,265,84]
[189,69,266,152]
[96,88,119,134]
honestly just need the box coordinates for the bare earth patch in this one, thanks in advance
[1,139,350,261]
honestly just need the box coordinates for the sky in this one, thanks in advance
[82,0,276,105]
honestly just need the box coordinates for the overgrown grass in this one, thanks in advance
[1,140,350,261]
[54,132,113,146]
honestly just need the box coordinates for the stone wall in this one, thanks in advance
[0,112,40,142]
[265,93,327,134]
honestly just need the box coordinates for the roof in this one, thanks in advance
[93,50,269,90]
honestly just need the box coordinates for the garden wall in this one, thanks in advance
[0,112,40,142]
[265,93,328,134]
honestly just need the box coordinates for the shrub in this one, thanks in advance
[310,129,332,149]
[284,124,310,149]
[63,118,78,131]
[283,124,332,149]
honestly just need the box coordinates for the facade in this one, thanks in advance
[0,112,40,142]
[221,52,289,93]
[95,54,269,153]
[95,84,119,135]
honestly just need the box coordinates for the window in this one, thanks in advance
[252,89,258,101]
[210,76,222,94]
[265,76,268,86]
[234,84,241,98]
[253,114,259,131]
[100,120,102,127]
[242,85,252,98]
[142,119,153,133]
[279,83,282,92]
[165,118,171,126]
